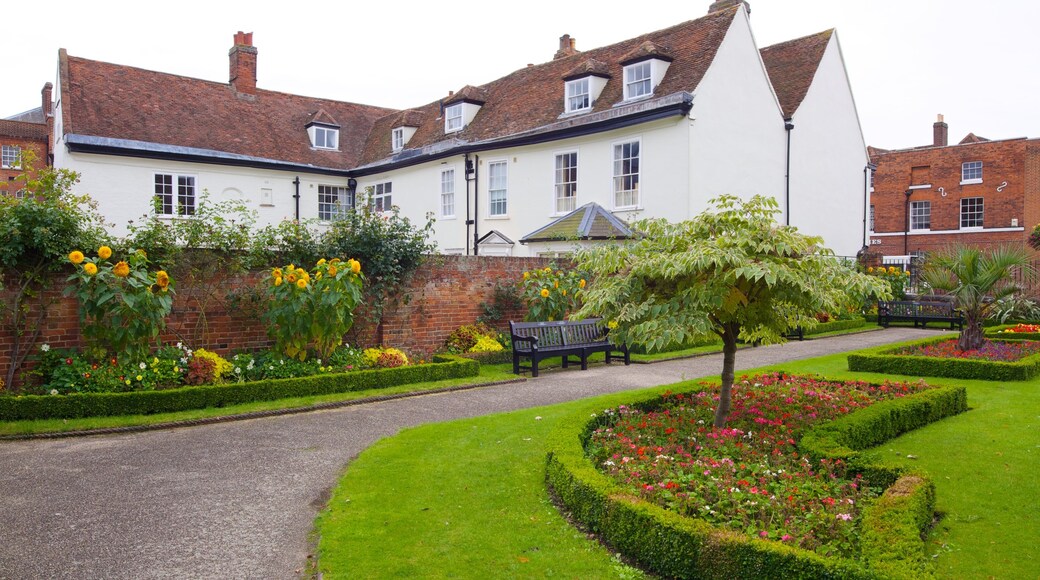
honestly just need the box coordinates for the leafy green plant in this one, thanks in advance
[246,218,323,270]
[444,323,497,354]
[519,264,585,321]
[65,248,175,363]
[262,258,364,360]
[476,282,522,325]
[0,152,109,389]
[320,200,435,322]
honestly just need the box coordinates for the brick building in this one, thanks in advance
[0,83,53,195]
[868,115,1040,258]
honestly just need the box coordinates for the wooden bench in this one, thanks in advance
[509,318,630,377]
[877,300,964,330]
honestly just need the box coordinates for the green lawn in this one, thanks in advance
[315,350,1040,579]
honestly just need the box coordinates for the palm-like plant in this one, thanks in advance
[920,245,1033,351]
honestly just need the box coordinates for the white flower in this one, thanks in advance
[176,342,183,349]
[49,389,58,395]
[139,362,146,370]
[534,416,542,420]
[41,344,51,352]
[234,367,242,374]
[179,357,188,364]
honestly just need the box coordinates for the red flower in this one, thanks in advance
[65,358,72,365]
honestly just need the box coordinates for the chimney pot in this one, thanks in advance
[554,33,580,60]
[708,0,750,15]
[933,113,948,147]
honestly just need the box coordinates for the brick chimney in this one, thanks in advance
[708,0,750,14]
[41,82,53,162]
[933,114,948,147]
[554,34,579,60]
[229,31,258,96]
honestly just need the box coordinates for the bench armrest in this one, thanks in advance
[511,334,538,349]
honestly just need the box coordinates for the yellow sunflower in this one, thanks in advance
[540,288,550,298]
[113,261,130,278]
[97,246,112,260]
[296,279,308,289]
[68,251,85,264]
[156,271,170,289]
[84,262,98,276]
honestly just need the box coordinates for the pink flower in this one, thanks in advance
[759,531,769,538]
[781,534,792,541]
[836,513,852,521]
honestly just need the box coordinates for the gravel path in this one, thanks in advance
[0,327,936,579]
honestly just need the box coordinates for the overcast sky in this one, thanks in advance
[4,0,1037,150]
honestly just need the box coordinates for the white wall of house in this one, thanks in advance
[787,33,869,257]
[687,7,786,217]
[53,145,351,237]
[356,116,688,257]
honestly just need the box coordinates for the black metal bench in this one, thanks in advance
[877,300,964,330]
[509,318,630,377]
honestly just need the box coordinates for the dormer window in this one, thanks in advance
[392,128,404,151]
[624,61,652,100]
[445,103,464,133]
[307,125,339,150]
[565,78,590,113]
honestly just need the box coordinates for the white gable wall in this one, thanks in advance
[687,6,786,217]
[787,33,869,257]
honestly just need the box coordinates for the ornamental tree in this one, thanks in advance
[574,195,887,427]
[919,244,1032,351]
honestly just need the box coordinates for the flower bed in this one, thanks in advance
[894,338,1040,362]
[0,354,478,421]
[545,374,967,579]
[848,336,1040,380]
[586,373,930,558]
[985,323,1040,341]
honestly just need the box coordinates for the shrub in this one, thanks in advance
[262,259,364,360]
[66,248,174,363]
[445,323,498,354]
[519,264,585,322]
[470,335,503,353]
[0,355,478,421]
[192,348,232,381]
[363,347,409,368]
[803,317,866,336]
[847,336,1040,380]
[185,356,217,386]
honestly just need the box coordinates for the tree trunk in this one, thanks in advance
[713,325,739,428]
[958,315,985,351]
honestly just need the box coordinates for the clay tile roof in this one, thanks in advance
[445,85,489,105]
[619,40,675,65]
[563,58,611,81]
[760,29,833,118]
[60,51,396,170]
[358,7,738,166]
[0,119,48,141]
[4,107,46,124]
[392,109,426,128]
[307,108,339,127]
[959,132,990,144]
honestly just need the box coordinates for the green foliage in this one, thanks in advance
[846,336,1040,381]
[246,218,323,269]
[803,317,867,337]
[545,382,964,579]
[990,294,1040,323]
[470,335,504,353]
[263,259,364,360]
[859,477,937,580]
[574,195,888,426]
[920,245,1032,350]
[518,264,585,321]
[0,355,477,421]
[477,282,522,325]
[321,201,435,320]
[65,249,174,363]
[32,346,185,394]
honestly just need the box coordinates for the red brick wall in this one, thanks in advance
[870,138,1037,255]
[0,134,47,196]
[0,256,551,387]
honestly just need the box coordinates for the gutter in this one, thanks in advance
[784,117,793,225]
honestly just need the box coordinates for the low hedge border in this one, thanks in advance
[0,355,479,421]
[859,476,937,580]
[983,325,1040,341]
[847,335,1040,381]
[804,317,867,337]
[545,380,967,579]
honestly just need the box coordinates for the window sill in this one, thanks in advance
[559,108,591,118]
[485,215,509,220]
[908,184,932,190]
[960,179,983,186]
[441,215,456,221]
[959,226,983,231]
[613,205,641,212]
[909,228,931,233]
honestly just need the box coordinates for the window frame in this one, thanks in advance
[623,61,652,101]
[961,161,983,185]
[487,160,508,217]
[318,184,351,221]
[445,103,464,133]
[391,128,404,152]
[553,150,578,215]
[612,138,641,210]
[440,168,456,219]
[869,204,875,232]
[1,145,21,169]
[371,181,393,213]
[565,78,591,113]
[960,196,984,229]
[312,126,339,150]
[909,200,931,231]
[153,172,197,217]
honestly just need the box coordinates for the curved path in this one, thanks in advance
[0,328,935,579]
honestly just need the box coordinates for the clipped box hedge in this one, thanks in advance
[803,317,867,337]
[545,382,967,579]
[847,335,1040,381]
[0,355,478,421]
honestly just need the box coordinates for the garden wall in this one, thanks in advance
[0,255,551,388]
